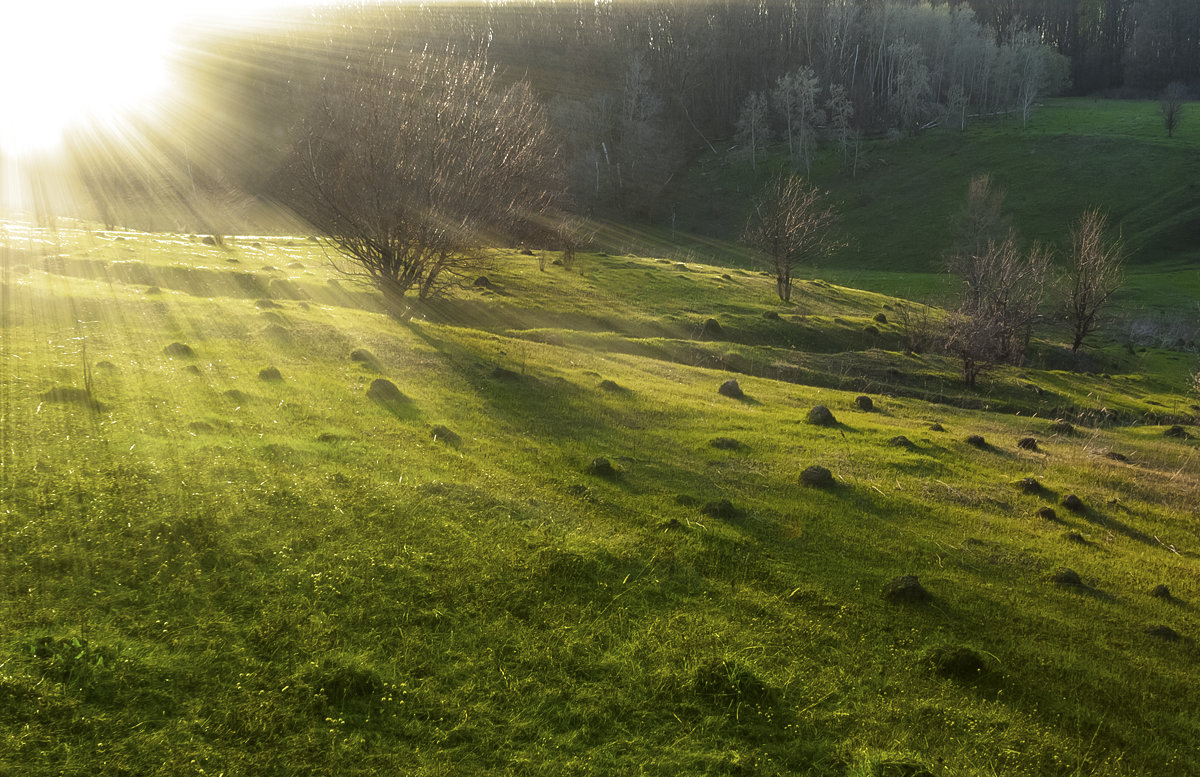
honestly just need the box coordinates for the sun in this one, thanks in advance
[0,3,182,156]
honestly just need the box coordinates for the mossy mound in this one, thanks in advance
[366,378,408,403]
[807,405,837,426]
[882,575,930,604]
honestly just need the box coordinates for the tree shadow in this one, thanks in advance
[1073,506,1156,548]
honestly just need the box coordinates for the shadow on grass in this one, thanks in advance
[1073,506,1158,548]
[366,379,423,422]
[402,322,616,444]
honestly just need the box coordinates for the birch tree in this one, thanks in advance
[772,67,822,173]
[735,91,772,171]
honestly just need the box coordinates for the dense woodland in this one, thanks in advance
[61,0,1197,229]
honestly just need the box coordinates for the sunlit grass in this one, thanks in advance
[1,223,1198,775]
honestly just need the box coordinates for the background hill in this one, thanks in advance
[666,98,1200,274]
[1,223,1198,775]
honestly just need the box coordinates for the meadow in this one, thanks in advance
[660,98,1200,302]
[1,216,1198,777]
[1,98,1199,776]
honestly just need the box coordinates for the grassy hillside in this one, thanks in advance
[2,224,1199,776]
[665,98,1200,276]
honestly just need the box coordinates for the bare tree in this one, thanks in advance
[280,48,562,303]
[615,54,678,216]
[1161,81,1187,138]
[552,215,595,270]
[735,91,772,171]
[949,174,1010,303]
[945,175,1048,386]
[742,173,840,303]
[889,40,932,131]
[825,82,856,167]
[773,67,822,173]
[1064,209,1123,352]
[946,236,1050,387]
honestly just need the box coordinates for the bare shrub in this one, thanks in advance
[279,47,563,303]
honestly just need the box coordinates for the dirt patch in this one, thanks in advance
[702,499,738,519]
[925,644,989,682]
[1016,477,1041,494]
[1144,624,1181,641]
[430,425,461,446]
[1051,567,1084,587]
[366,378,408,403]
[1036,507,1059,521]
[1150,584,1173,600]
[1061,494,1085,513]
[586,457,617,478]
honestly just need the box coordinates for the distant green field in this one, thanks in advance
[1,224,1197,775]
[665,97,1200,278]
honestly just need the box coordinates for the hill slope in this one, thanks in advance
[667,98,1200,273]
[1,226,1198,776]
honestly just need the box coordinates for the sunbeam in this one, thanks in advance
[0,0,335,220]
[0,4,176,156]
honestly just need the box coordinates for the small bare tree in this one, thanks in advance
[946,237,1050,387]
[950,175,1010,286]
[552,215,595,269]
[946,175,1048,386]
[742,174,840,303]
[1063,209,1123,352]
[895,301,934,355]
[1161,81,1187,138]
[281,48,562,303]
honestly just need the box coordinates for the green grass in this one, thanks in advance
[666,98,1200,272]
[641,97,1200,325]
[1,222,1199,776]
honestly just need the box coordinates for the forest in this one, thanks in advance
[56,0,1196,233]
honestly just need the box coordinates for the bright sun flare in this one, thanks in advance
[0,1,313,157]
[0,3,180,155]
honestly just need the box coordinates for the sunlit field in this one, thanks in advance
[2,0,1199,771]
[2,222,1198,775]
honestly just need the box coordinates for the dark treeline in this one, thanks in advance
[967,0,1200,94]
[64,0,1192,229]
